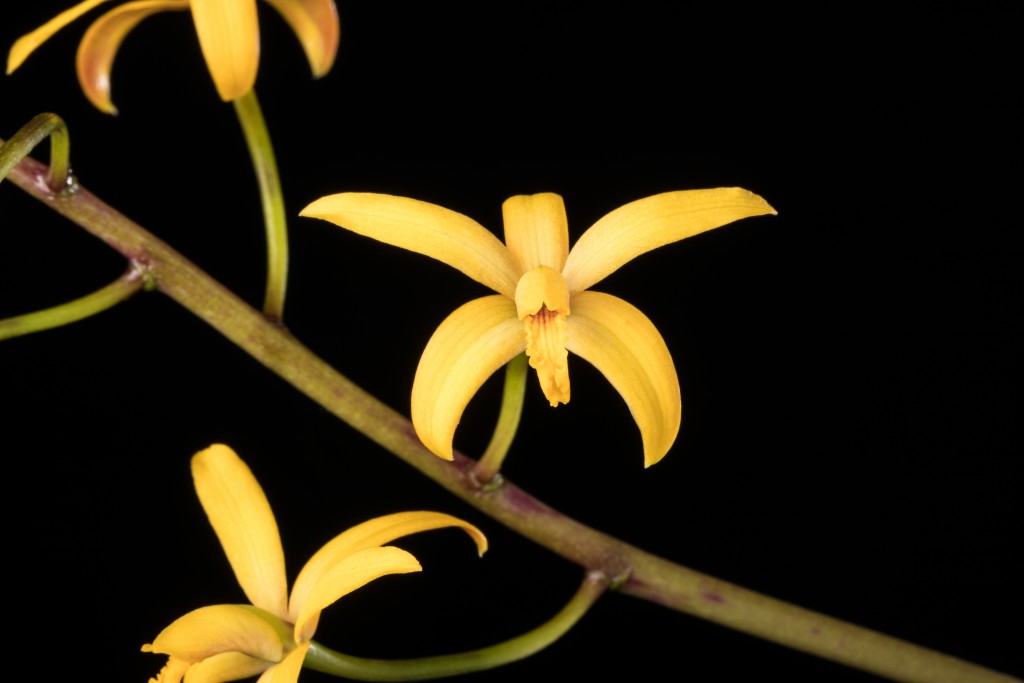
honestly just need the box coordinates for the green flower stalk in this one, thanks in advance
[473,352,528,486]
[6,0,342,320]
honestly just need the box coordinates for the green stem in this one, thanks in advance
[472,352,528,486]
[0,265,149,340]
[0,113,71,192]
[3,146,1019,683]
[304,570,609,681]
[233,90,288,322]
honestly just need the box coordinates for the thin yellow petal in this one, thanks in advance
[190,0,260,101]
[289,511,487,622]
[147,605,284,663]
[7,0,111,74]
[257,644,309,683]
[262,0,339,77]
[300,193,519,298]
[565,291,680,467]
[192,445,289,618]
[410,296,525,459]
[183,651,272,683]
[76,0,190,114]
[293,546,421,643]
[562,188,777,293]
[502,193,569,274]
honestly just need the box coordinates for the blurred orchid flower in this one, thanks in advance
[7,0,340,113]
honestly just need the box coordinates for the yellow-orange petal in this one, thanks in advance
[293,546,422,643]
[147,605,285,663]
[262,0,339,77]
[192,445,289,618]
[411,295,525,459]
[562,188,777,294]
[288,511,487,622]
[565,291,680,467]
[181,651,272,683]
[502,193,570,274]
[300,193,519,299]
[76,0,190,114]
[258,643,309,683]
[7,0,111,75]
[189,0,260,101]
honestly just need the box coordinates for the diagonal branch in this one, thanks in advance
[2,141,1018,683]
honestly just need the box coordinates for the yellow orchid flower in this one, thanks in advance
[301,189,776,467]
[143,444,487,683]
[7,0,340,113]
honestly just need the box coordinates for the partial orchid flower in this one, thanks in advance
[7,0,340,113]
[143,444,486,683]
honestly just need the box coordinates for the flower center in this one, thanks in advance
[515,267,571,406]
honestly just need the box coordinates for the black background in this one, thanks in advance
[1,3,1020,681]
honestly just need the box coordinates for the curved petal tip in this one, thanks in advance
[7,0,113,75]
[566,292,681,467]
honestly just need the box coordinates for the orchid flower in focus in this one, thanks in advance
[301,189,775,467]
